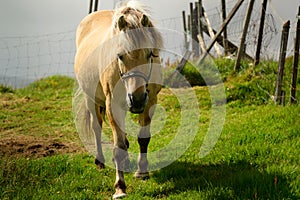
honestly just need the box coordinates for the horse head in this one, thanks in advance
[113,7,161,113]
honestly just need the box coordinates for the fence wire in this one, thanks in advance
[0,0,298,88]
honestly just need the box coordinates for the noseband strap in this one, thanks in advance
[118,51,159,85]
[120,70,149,83]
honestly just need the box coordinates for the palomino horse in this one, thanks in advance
[74,1,163,198]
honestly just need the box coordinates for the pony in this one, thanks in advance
[74,1,163,198]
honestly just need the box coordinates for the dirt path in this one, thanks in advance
[0,135,84,158]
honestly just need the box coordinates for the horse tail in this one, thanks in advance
[72,84,95,155]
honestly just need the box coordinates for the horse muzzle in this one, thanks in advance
[127,92,148,114]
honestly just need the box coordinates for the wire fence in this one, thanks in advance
[0,31,76,88]
[162,0,297,60]
[0,0,298,88]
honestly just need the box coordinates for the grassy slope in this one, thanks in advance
[0,58,299,199]
[0,76,79,142]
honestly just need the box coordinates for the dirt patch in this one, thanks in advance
[0,136,84,158]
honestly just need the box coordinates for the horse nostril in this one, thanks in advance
[127,93,148,106]
[127,92,148,114]
[128,93,134,104]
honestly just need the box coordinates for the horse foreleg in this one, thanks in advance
[135,126,151,179]
[135,99,156,179]
[106,100,129,198]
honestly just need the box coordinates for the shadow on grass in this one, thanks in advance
[152,160,298,199]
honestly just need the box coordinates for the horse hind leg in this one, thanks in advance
[86,97,105,169]
[94,105,106,169]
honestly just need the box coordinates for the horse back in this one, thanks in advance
[74,10,114,74]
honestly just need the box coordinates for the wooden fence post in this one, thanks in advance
[188,14,191,36]
[89,0,99,14]
[182,11,188,50]
[89,0,93,14]
[221,0,229,55]
[254,0,268,66]
[194,2,200,57]
[275,20,290,104]
[234,0,255,71]
[176,50,193,72]
[190,3,196,56]
[290,7,300,104]
[281,91,286,106]
[189,2,199,57]
[198,0,205,54]
[94,0,99,12]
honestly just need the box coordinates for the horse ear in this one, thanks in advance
[140,14,149,27]
[118,15,127,31]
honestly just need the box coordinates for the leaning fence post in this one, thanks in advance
[290,7,300,104]
[234,0,255,71]
[204,9,223,57]
[275,20,290,104]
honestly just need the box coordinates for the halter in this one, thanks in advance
[118,51,159,87]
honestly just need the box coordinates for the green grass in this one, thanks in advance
[178,57,300,106]
[1,59,300,199]
[0,76,79,142]
[1,154,116,199]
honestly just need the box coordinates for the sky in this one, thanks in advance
[0,0,299,36]
[0,0,299,88]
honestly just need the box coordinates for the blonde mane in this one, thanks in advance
[111,0,163,54]
[113,0,151,26]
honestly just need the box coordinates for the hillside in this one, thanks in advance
[1,58,300,199]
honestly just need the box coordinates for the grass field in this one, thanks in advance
[1,59,300,199]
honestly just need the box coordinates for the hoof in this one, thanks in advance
[134,171,150,180]
[95,158,105,170]
[113,189,127,199]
